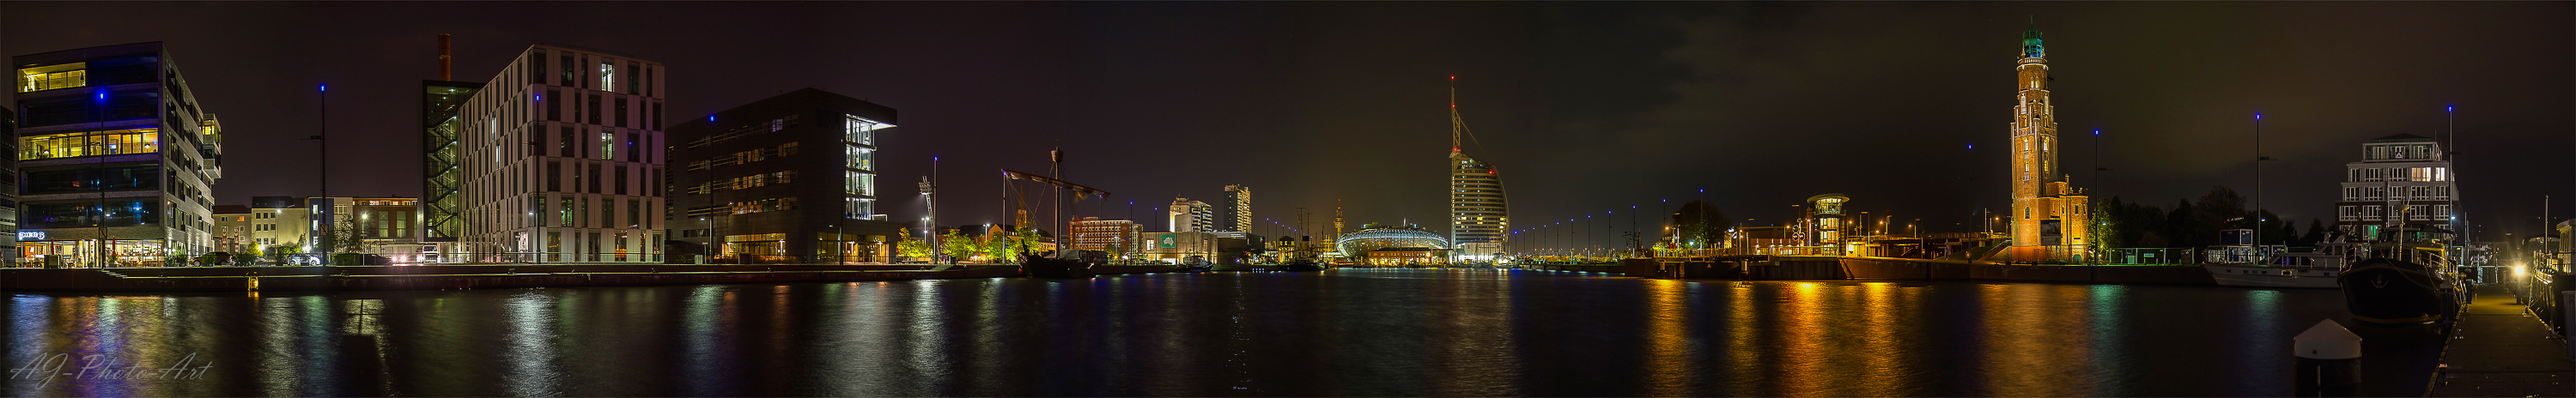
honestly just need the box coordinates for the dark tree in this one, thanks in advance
[2299,219,2329,246]
[1668,200,1729,249]
[2099,196,2175,248]
[2166,199,2199,248]
[2191,186,2251,245]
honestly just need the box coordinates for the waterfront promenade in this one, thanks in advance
[0,263,1028,292]
[2428,286,2576,396]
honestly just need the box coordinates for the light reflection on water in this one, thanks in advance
[3,270,2440,396]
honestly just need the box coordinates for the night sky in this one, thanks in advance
[6,2,2569,244]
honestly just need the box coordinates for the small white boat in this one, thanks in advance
[2205,252,2346,288]
[2201,229,2349,288]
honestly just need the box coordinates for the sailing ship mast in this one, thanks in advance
[1000,149,1110,257]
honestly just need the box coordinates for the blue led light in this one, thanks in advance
[708,115,716,122]
[319,84,328,92]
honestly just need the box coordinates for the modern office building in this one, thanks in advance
[1798,194,1851,247]
[12,42,224,267]
[210,204,249,254]
[2003,24,2092,261]
[1217,185,1251,232]
[451,44,665,262]
[1169,197,1213,232]
[2335,134,2459,240]
[666,88,901,263]
[1447,82,1508,260]
[1068,216,1141,255]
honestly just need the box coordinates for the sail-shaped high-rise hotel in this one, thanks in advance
[1447,79,1507,260]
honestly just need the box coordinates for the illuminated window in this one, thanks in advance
[847,145,874,171]
[846,171,874,196]
[598,63,616,92]
[21,128,159,160]
[16,63,86,93]
[844,115,880,145]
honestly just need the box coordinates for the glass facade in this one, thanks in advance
[20,128,159,160]
[422,81,481,241]
[15,63,86,93]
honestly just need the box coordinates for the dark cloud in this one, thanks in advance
[5,2,2566,244]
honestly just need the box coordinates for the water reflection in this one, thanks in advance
[501,292,559,396]
[1642,280,1691,396]
[4,273,2439,396]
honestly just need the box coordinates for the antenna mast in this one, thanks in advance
[1449,75,1463,154]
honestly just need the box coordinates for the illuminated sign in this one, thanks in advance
[17,231,43,241]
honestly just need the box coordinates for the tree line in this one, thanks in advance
[2092,186,2330,249]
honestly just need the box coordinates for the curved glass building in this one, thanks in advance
[1336,224,1449,266]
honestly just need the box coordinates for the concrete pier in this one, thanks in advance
[2427,286,2575,397]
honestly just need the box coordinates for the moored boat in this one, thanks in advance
[2337,239,2462,324]
[2205,239,2355,289]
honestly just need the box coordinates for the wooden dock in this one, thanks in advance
[2428,286,2574,396]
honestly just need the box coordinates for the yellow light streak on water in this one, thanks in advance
[1643,279,1692,396]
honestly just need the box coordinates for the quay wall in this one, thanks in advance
[1625,256,2216,286]
[0,264,1022,292]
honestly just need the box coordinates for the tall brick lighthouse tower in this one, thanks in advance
[2008,21,2091,261]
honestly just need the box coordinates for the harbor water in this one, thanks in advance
[5,268,2442,396]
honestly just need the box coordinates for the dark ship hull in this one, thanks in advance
[1275,260,1325,272]
[1021,253,1100,279]
[2336,257,2459,324]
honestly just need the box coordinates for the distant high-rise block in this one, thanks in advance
[1218,185,1251,232]
[1170,197,1213,232]
[11,42,224,267]
[453,44,665,262]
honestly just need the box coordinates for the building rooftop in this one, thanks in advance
[2370,133,2434,143]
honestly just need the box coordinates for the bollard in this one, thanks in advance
[2293,319,2362,397]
